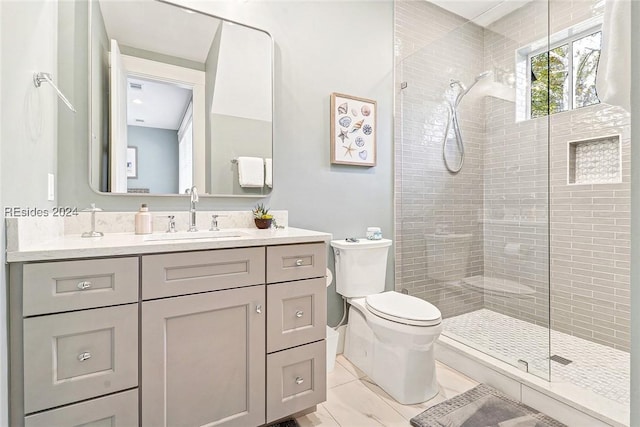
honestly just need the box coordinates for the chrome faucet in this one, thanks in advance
[186,186,199,231]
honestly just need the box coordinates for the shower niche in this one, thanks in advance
[568,135,621,185]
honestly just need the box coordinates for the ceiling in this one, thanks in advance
[127,77,192,130]
[429,0,532,27]
[98,0,220,63]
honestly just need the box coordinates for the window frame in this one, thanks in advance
[522,22,602,119]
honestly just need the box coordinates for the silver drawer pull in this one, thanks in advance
[295,376,304,385]
[295,310,304,318]
[256,304,262,314]
[77,281,92,290]
[77,352,92,362]
[295,259,304,266]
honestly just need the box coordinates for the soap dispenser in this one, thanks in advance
[135,204,153,234]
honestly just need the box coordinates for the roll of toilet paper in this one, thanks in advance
[326,268,333,287]
[504,243,521,256]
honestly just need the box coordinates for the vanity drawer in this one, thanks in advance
[266,340,326,423]
[24,389,138,427]
[142,247,265,299]
[23,304,138,414]
[267,243,326,284]
[267,278,326,353]
[22,257,139,316]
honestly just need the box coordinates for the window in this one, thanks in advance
[529,29,601,118]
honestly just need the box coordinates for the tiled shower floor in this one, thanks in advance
[442,308,630,405]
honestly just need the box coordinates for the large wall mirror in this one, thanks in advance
[89,0,273,196]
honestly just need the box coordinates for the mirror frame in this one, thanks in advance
[88,0,275,198]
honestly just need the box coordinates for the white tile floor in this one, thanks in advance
[295,355,479,427]
[442,309,630,405]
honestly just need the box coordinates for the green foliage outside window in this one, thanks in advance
[531,45,569,118]
[529,31,601,118]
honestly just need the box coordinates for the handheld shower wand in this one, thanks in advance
[442,71,491,173]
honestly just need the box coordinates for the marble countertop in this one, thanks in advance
[6,227,332,262]
[6,211,331,262]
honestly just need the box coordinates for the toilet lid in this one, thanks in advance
[365,292,441,326]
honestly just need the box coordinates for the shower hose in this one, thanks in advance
[442,101,464,174]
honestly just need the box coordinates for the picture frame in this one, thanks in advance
[126,147,138,178]
[330,93,377,167]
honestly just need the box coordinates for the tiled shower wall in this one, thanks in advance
[395,0,631,351]
[394,0,485,318]
[481,0,550,329]
[483,0,631,351]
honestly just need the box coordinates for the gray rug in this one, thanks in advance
[410,384,567,427]
[267,419,299,427]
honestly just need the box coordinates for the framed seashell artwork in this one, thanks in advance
[330,92,377,166]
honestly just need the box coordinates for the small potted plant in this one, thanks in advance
[253,203,273,229]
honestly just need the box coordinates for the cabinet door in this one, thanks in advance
[267,278,327,353]
[23,257,139,316]
[23,304,138,413]
[142,285,266,427]
[267,243,326,284]
[142,247,265,300]
[266,340,327,423]
[24,389,138,427]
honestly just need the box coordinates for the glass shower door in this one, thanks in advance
[394,0,551,381]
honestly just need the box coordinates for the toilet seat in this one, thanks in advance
[365,292,441,326]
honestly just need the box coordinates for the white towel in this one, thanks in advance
[237,156,265,188]
[595,0,631,112]
[264,158,273,188]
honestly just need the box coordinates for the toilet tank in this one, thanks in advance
[330,238,392,297]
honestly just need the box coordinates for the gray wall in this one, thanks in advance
[1,0,58,207]
[56,0,394,326]
[210,114,271,195]
[127,126,179,194]
[0,1,61,424]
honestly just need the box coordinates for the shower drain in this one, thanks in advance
[550,355,573,365]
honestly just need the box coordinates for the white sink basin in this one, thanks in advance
[143,230,249,242]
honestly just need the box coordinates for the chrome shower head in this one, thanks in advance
[450,71,492,105]
[475,70,492,81]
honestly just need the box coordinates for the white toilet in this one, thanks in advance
[331,238,442,405]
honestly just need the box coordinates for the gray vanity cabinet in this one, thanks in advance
[9,241,328,427]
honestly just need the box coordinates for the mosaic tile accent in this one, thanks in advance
[569,136,621,184]
[443,309,630,405]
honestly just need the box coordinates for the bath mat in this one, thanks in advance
[410,384,566,427]
[267,419,300,427]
